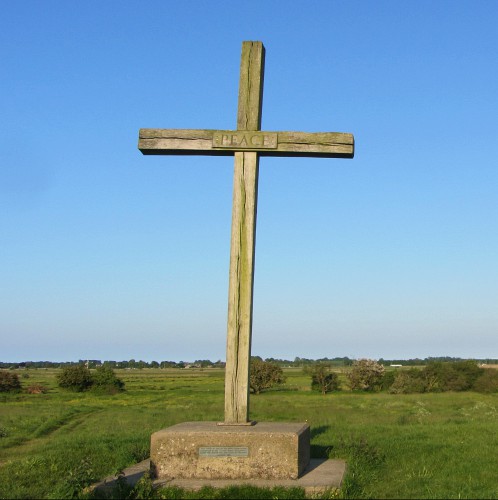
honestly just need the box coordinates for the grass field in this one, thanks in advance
[1,368,497,499]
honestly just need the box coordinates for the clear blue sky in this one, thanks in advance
[2,1,497,362]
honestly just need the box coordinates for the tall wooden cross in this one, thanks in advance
[138,41,354,425]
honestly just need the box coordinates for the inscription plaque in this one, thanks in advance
[198,446,249,457]
[212,131,278,150]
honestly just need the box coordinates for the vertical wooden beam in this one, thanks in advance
[224,152,259,424]
[237,41,265,131]
[224,42,265,424]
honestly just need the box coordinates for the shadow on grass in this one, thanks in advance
[310,425,333,458]
[310,425,330,439]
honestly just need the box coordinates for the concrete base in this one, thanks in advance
[151,421,310,480]
[92,458,347,496]
[156,458,347,495]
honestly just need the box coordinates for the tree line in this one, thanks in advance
[3,356,497,370]
[3,358,498,395]
[0,359,226,370]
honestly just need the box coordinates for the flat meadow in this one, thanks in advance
[1,367,497,499]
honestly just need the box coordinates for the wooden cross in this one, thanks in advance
[138,41,354,424]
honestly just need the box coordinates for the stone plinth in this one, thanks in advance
[150,421,310,480]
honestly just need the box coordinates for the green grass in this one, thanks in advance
[1,368,497,498]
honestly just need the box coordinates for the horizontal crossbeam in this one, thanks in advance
[139,128,354,158]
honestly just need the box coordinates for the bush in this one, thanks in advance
[57,365,93,392]
[452,360,485,389]
[91,366,125,393]
[385,362,491,394]
[347,359,385,392]
[473,368,498,393]
[389,369,427,394]
[306,364,340,394]
[250,359,286,394]
[424,361,484,392]
[0,371,21,393]
[380,370,396,391]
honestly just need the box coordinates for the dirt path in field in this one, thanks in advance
[0,407,104,465]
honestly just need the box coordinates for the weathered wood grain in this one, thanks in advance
[224,151,258,424]
[224,41,264,425]
[139,129,354,158]
[237,41,265,131]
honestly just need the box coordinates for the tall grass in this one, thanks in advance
[1,368,497,498]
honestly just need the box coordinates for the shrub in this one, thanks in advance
[389,369,427,394]
[250,359,286,394]
[384,361,490,394]
[347,359,385,391]
[26,384,48,394]
[0,370,21,393]
[306,364,340,394]
[424,361,484,392]
[380,370,396,390]
[91,366,125,393]
[452,360,484,389]
[57,365,93,392]
[473,368,498,393]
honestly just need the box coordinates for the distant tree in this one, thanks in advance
[91,366,125,393]
[85,360,101,368]
[160,361,178,368]
[424,360,484,392]
[473,368,498,393]
[0,371,21,393]
[451,360,484,389]
[306,364,340,394]
[380,370,397,391]
[389,369,427,394]
[250,359,286,394]
[347,359,385,391]
[195,360,213,368]
[57,365,93,392]
[294,357,314,367]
